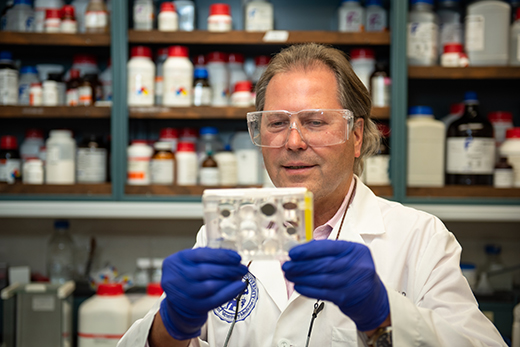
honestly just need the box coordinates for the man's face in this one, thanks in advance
[262,64,363,206]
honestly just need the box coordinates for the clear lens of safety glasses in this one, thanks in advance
[246,109,354,148]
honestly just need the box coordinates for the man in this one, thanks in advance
[119,43,506,347]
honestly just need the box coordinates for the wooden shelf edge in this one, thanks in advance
[0,106,111,118]
[128,30,390,45]
[0,183,112,195]
[408,66,520,79]
[0,32,110,46]
[407,186,520,198]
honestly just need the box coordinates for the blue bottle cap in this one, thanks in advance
[194,68,209,79]
[411,0,433,5]
[0,51,13,61]
[199,126,219,135]
[408,106,434,116]
[14,0,32,5]
[20,66,38,75]
[464,91,478,102]
[460,263,476,270]
[54,219,70,229]
[485,244,501,255]
[366,0,382,6]
[342,0,360,3]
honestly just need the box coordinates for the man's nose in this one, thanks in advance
[285,122,308,150]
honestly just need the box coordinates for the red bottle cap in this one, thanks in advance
[131,139,148,145]
[443,43,464,53]
[209,3,231,16]
[177,142,196,152]
[376,123,390,138]
[255,55,271,66]
[488,111,513,123]
[516,8,520,21]
[97,283,124,296]
[180,127,198,138]
[30,82,42,87]
[147,283,164,296]
[160,2,175,12]
[159,128,179,139]
[207,51,227,63]
[70,69,80,79]
[506,127,520,139]
[449,103,464,115]
[168,45,189,58]
[1,136,18,150]
[157,47,168,57]
[131,46,152,59]
[350,48,375,60]
[25,128,44,139]
[45,8,61,19]
[61,5,75,18]
[228,53,244,64]
[73,54,97,65]
[234,80,252,93]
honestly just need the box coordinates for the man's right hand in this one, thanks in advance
[159,248,248,341]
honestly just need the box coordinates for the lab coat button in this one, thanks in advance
[277,338,291,347]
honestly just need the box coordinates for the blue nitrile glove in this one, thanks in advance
[282,240,389,331]
[159,248,248,340]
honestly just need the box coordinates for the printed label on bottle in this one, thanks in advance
[494,169,514,188]
[245,6,273,31]
[364,155,390,185]
[29,87,42,105]
[134,3,154,29]
[150,159,174,184]
[193,85,211,106]
[440,23,463,48]
[47,143,74,163]
[129,67,155,104]
[85,11,107,29]
[60,19,78,33]
[176,154,197,185]
[339,9,363,32]
[208,17,232,32]
[446,137,495,174]
[366,12,385,32]
[371,76,390,107]
[215,154,237,186]
[465,15,484,52]
[18,83,30,105]
[0,159,21,183]
[78,86,93,105]
[0,69,19,105]
[77,148,107,183]
[200,167,219,186]
[407,22,438,60]
[163,69,192,106]
[128,158,150,184]
[66,89,79,106]
[34,8,46,32]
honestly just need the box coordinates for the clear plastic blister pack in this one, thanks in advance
[203,187,314,261]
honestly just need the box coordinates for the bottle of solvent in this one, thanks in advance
[338,0,365,32]
[176,141,197,186]
[128,46,155,106]
[163,45,193,107]
[151,141,175,185]
[244,0,273,32]
[127,140,153,185]
[208,3,232,32]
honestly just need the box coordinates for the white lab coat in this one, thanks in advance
[118,178,506,347]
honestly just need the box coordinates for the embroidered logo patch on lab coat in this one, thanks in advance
[213,272,258,323]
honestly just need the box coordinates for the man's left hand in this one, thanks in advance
[282,240,389,331]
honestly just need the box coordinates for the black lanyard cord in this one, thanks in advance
[305,300,325,347]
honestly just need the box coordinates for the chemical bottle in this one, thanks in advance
[158,127,179,153]
[85,73,102,103]
[251,55,270,88]
[23,158,44,184]
[338,0,365,32]
[173,0,195,31]
[228,53,248,95]
[130,283,163,324]
[133,0,154,30]
[350,48,375,89]
[365,0,387,32]
[158,1,178,31]
[42,79,59,106]
[407,0,439,66]
[34,0,63,32]
[0,0,14,31]
[0,135,21,184]
[440,103,464,129]
[46,130,76,184]
[500,128,520,187]
[77,135,107,183]
[70,54,99,78]
[127,140,153,185]
[99,59,112,101]
[78,283,131,347]
[206,51,229,106]
[150,141,175,185]
[231,80,253,107]
[489,111,513,149]
[494,157,514,188]
[513,303,520,347]
[78,73,97,105]
[6,0,34,32]
[60,4,77,33]
[0,51,19,105]
[154,48,168,105]
[47,72,66,105]
[483,244,513,292]
[176,141,198,185]
[163,45,193,107]
[197,127,224,164]
[71,0,89,33]
[231,131,261,185]
[207,3,232,32]
[29,82,43,105]
[66,69,82,106]
[179,127,198,144]
[20,128,44,161]
[85,0,108,33]
[128,46,155,106]
[465,0,511,66]
[510,8,520,65]
[134,258,151,287]
[244,0,273,32]
[18,66,39,105]
[407,106,445,187]
[214,144,237,186]
[192,68,211,106]
[44,8,61,32]
[446,91,495,185]
[47,220,75,284]
[436,0,463,57]
[200,150,219,186]
[364,123,390,185]
[369,61,390,107]
[151,258,163,283]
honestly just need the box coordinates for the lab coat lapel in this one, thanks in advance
[248,259,288,312]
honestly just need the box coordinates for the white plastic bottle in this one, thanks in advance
[130,283,163,324]
[163,45,193,107]
[365,0,387,32]
[206,51,229,106]
[6,0,34,32]
[20,128,44,161]
[231,131,261,185]
[158,1,178,31]
[231,80,253,107]
[18,66,39,105]
[46,130,76,185]
[207,3,232,32]
[407,0,439,66]
[134,257,151,287]
[176,141,198,185]
[228,53,248,94]
[34,0,63,32]
[407,106,445,187]
[437,0,463,57]
[244,0,273,32]
[510,8,520,65]
[500,128,520,187]
[127,140,153,185]
[465,0,511,66]
[78,283,131,347]
[214,145,238,186]
[133,0,154,31]
[128,46,155,106]
[350,48,375,89]
[155,48,168,105]
[0,51,19,106]
[338,0,365,32]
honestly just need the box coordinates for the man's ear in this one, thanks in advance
[353,118,364,158]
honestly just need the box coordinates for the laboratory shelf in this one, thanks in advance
[0,32,111,46]
[0,106,111,118]
[408,66,520,79]
[407,186,520,199]
[128,30,391,45]
[0,183,112,195]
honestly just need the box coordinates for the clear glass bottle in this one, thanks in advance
[47,219,75,284]
[407,0,439,66]
[85,0,108,33]
[134,257,151,287]
[437,0,463,58]
[192,68,211,106]
[200,150,219,186]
